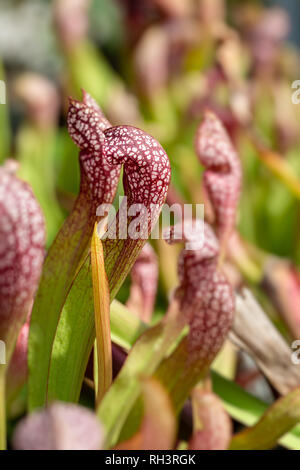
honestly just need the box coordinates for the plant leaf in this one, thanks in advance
[110,301,147,350]
[28,92,118,411]
[189,387,232,450]
[0,64,10,163]
[195,111,242,253]
[154,220,235,412]
[212,371,300,450]
[28,220,93,410]
[91,224,112,405]
[46,294,300,450]
[0,168,45,364]
[252,137,300,200]
[98,298,184,448]
[46,234,162,405]
[115,378,177,450]
[230,387,300,450]
[230,289,300,395]
[126,243,158,323]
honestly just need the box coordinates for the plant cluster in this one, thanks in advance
[0,0,300,451]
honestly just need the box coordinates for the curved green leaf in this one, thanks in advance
[212,372,300,450]
[28,192,94,411]
[45,237,150,406]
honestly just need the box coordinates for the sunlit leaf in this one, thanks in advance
[189,387,232,450]
[98,298,184,448]
[91,224,112,405]
[230,387,300,450]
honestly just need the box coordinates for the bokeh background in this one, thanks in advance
[1,0,300,350]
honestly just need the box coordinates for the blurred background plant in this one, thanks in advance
[1,0,300,451]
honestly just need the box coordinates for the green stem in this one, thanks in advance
[0,369,6,450]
